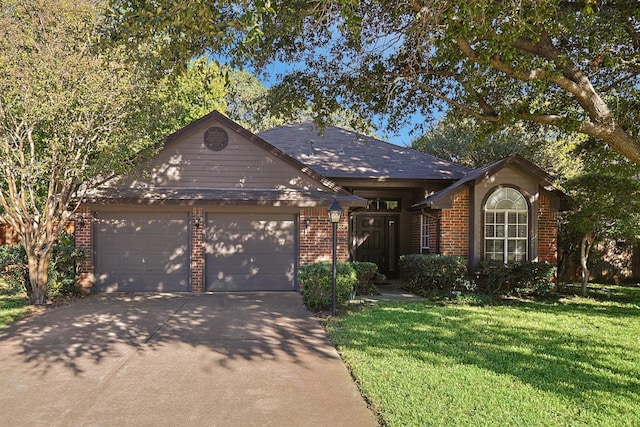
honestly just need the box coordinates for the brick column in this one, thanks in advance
[537,194,558,264]
[439,188,470,259]
[75,205,94,292]
[191,207,204,292]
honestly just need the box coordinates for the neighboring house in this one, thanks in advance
[75,111,567,292]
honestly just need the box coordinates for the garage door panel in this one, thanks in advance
[94,211,190,292]
[205,214,296,291]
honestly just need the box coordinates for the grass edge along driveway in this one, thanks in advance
[0,292,29,329]
[328,287,640,427]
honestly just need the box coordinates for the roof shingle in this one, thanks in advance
[258,122,469,180]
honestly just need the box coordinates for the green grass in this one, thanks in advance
[0,278,30,328]
[328,285,640,427]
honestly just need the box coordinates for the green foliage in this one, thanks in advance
[154,58,227,136]
[48,232,86,297]
[473,259,510,295]
[0,245,28,295]
[328,288,640,426]
[0,0,164,304]
[399,254,471,295]
[106,1,640,162]
[474,260,556,296]
[0,233,85,297]
[350,261,385,296]
[412,114,583,181]
[299,262,356,312]
[0,293,30,328]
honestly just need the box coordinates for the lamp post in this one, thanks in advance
[328,199,343,317]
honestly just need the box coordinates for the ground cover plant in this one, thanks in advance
[328,284,640,426]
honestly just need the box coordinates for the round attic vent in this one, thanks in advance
[204,126,229,151]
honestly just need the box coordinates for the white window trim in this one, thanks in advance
[484,188,528,263]
[420,214,430,254]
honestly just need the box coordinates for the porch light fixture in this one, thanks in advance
[75,213,84,228]
[193,215,202,228]
[328,199,343,224]
[327,199,343,316]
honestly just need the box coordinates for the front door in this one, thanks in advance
[354,215,399,277]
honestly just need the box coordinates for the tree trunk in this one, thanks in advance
[26,249,52,305]
[579,235,592,297]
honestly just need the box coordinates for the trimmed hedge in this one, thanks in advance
[351,261,385,296]
[299,262,357,312]
[399,254,473,295]
[474,260,556,296]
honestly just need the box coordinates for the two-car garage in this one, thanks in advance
[93,210,296,293]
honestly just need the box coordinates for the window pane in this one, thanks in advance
[496,225,505,237]
[485,225,494,237]
[518,212,527,223]
[518,225,527,237]
[507,224,517,238]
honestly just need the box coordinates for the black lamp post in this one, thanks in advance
[328,199,343,316]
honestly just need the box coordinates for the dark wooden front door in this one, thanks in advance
[354,215,399,277]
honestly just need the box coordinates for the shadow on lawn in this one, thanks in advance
[340,299,640,414]
[0,293,333,375]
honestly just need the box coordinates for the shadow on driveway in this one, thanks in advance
[0,293,377,426]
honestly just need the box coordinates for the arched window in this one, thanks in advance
[484,187,528,262]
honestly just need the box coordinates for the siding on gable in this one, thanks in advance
[108,121,327,192]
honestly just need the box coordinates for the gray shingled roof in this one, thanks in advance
[258,121,470,180]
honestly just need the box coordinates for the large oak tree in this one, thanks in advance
[107,0,640,163]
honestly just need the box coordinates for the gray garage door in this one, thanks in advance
[94,211,190,292]
[205,213,296,291]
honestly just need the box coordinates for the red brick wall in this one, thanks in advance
[299,207,349,265]
[538,194,557,263]
[439,188,469,259]
[75,205,93,291]
[191,207,204,292]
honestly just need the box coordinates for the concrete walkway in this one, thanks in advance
[356,283,425,303]
[0,293,377,427]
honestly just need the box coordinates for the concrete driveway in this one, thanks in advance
[0,293,377,427]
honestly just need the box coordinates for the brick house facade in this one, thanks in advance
[74,112,566,292]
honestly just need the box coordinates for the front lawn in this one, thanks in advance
[328,285,640,426]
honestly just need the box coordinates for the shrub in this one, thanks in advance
[350,261,385,296]
[474,259,510,295]
[510,261,556,296]
[0,232,85,297]
[49,232,86,297]
[474,260,556,296]
[399,254,471,295]
[0,245,28,294]
[299,262,357,312]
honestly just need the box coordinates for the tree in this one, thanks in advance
[0,0,160,304]
[412,113,582,181]
[107,1,640,163]
[560,141,640,295]
[155,58,228,136]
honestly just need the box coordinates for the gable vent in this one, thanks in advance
[204,127,229,151]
